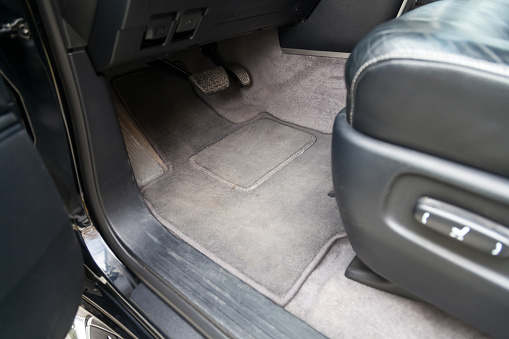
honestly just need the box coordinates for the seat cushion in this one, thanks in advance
[345,0,509,178]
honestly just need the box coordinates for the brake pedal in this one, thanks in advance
[149,59,230,96]
[189,66,230,95]
[224,63,251,87]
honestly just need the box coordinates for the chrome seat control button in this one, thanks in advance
[414,197,509,258]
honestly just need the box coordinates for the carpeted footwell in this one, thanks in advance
[168,29,347,134]
[114,70,344,305]
[286,238,488,338]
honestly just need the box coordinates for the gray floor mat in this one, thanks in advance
[286,238,488,338]
[114,70,344,305]
[169,29,347,133]
[190,119,316,190]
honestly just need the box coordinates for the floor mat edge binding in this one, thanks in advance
[189,118,318,192]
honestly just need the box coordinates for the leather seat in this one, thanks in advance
[346,0,509,178]
[332,0,509,337]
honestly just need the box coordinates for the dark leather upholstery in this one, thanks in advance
[346,0,509,178]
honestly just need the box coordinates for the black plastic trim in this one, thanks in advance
[332,111,509,338]
[279,0,403,53]
[345,256,418,300]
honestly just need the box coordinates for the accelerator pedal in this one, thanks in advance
[189,66,230,95]
[224,63,251,87]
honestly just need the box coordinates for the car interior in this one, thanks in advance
[11,0,509,337]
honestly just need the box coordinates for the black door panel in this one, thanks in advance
[0,76,83,338]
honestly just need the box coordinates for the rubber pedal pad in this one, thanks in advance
[225,63,251,86]
[189,66,230,95]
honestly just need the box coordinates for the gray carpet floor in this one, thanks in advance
[114,70,344,305]
[168,29,347,134]
[286,238,488,338]
[113,30,488,336]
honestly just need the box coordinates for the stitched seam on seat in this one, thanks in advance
[349,51,509,125]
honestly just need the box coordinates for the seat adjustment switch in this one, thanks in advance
[414,197,509,258]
